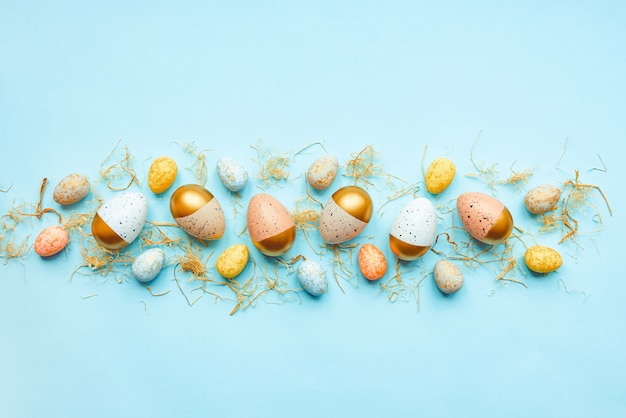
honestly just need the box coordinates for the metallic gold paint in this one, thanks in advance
[170,184,214,218]
[91,213,128,250]
[389,234,430,260]
[331,186,372,222]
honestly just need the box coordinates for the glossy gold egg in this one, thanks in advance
[92,213,128,250]
[170,184,226,240]
[319,185,373,244]
[247,193,296,256]
[91,192,148,250]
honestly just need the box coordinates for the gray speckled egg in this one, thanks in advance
[216,157,249,192]
[297,260,328,296]
[132,248,165,283]
[434,260,464,294]
[307,154,338,190]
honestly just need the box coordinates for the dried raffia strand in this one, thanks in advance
[466,130,499,190]
[0,182,13,193]
[181,142,210,186]
[498,162,533,191]
[343,145,384,187]
[99,140,141,191]
[251,140,292,187]
[17,178,62,223]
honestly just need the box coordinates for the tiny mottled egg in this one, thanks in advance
[132,248,165,283]
[216,157,249,192]
[524,245,562,274]
[216,244,249,279]
[389,197,437,261]
[170,184,226,241]
[434,260,464,294]
[307,154,338,190]
[457,192,513,245]
[425,158,456,195]
[92,192,148,250]
[524,185,561,214]
[319,185,373,244]
[34,225,69,257]
[148,157,177,194]
[297,260,328,296]
[53,173,90,205]
[247,193,296,256]
[358,243,387,281]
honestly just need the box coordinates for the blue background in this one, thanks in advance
[1,1,625,417]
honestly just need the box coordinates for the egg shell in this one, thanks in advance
[457,192,513,245]
[358,244,387,281]
[297,260,328,296]
[170,185,226,241]
[524,185,561,214]
[389,197,437,260]
[524,245,562,274]
[216,157,249,192]
[247,193,296,256]
[53,173,90,205]
[216,244,249,279]
[132,248,165,283]
[319,186,372,244]
[148,157,177,194]
[34,225,69,257]
[93,192,148,249]
[434,260,464,294]
[425,158,456,194]
[307,154,338,190]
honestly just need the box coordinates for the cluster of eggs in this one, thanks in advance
[34,150,564,301]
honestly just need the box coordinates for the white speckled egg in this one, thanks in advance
[307,154,338,190]
[53,173,90,205]
[319,186,373,244]
[91,192,148,250]
[389,198,437,261]
[297,260,328,296]
[132,248,165,283]
[216,157,249,192]
[434,259,464,294]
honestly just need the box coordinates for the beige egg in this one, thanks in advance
[434,260,464,294]
[307,154,338,190]
[319,186,373,244]
[170,184,225,240]
[53,173,90,205]
[524,185,561,214]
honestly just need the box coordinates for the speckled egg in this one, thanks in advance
[247,193,295,256]
[216,244,249,279]
[358,244,387,281]
[148,157,177,194]
[425,158,456,195]
[389,197,437,261]
[307,154,338,190]
[457,192,513,245]
[434,259,464,294]
[53,173,90,205]
[524,245,562,274]
[297,260,328,296]
[319,185,373,244]
[92,192,148,250]
[216,157,249,192]
[34,225,69,257]
[524,185,561,214]
[132,248,165,283]
[170,184,226,241]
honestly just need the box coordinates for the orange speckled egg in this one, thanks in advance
[319,185,373,244]
[247,193,296,256]
[170,184,225,240]
[358,244,387,281]
[34,225,69,257]
[457,192,513,245]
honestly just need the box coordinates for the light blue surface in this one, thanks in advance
[1,1,625,417]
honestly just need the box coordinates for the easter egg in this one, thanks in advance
[216,157,249,192]
[216,244,250,279]
[389,197,437,261]
[170,184,226,241]
[148,157,177,194]
[307,154,338,190]
[358,244,387,281]
[297,260,328,296]
[524,245,562,274]
[132,248,165,283]
[319,186,373,244]
[34,225,69,257]
[425,158,456,195]
[457,192,513,245]
[53,173,90,205]
[524,185,561,214]
[434,260,464,294]
[92,192,148,250]
[247,193,296,256]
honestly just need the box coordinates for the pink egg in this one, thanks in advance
[247,193,296,256]
[456,192,513,245]
[34,225,69,257]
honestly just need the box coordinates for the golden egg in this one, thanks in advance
[319,185,373,244]
[247,193,296,256]
[457,192,513,245]
[91,192,148,250]
[170,184,226,240]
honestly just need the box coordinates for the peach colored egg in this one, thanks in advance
[358,244,387,281]
[319,185,373,244]
[247,193,296,256]
[170,184,225,241]
[34,225,69,257]
[457,192,513,245]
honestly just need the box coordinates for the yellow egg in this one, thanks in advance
[425,158,456,194]
[170,184,225,240]
[319,185,373,244]
[148,157,177,194]
[524,245,562,274]
[216,244,249,279]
